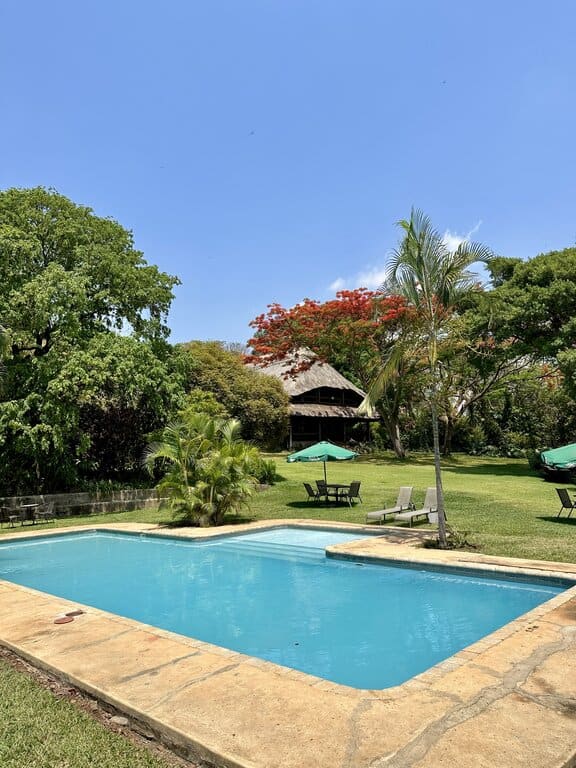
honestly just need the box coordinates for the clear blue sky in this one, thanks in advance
[2,1,575,344]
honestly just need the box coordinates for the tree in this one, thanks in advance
[0,188,178,356]
[362,209,493,547]
[174,341,289,448]
[52,335,178,476]
[146,413,258,526]
[247,289,416,456]
[0,335,178,493]
[468,247,576,446]
[247,289,406,389]
[480,248,576,360]
[0,187,180,493]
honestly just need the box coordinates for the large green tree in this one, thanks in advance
[0,188,179,494]
[0,335,178,493]
[174,341,289,449]
[470,247,576,433]
[480,248,576,360]
[0,187,178,356]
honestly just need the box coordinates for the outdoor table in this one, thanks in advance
[325,483,351,502]
[19,503,40,524]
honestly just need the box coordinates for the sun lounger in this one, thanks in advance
[366,487,413,523]
[395,487,437,527]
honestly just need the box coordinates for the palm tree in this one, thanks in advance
[362,209,492,547]
[145,412,257,526]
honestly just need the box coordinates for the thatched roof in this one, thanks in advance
[289,403,374,420]
[251,348,366,398]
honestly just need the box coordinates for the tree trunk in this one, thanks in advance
[442,416,454,456]
[431,402,448,548]
[387,420,406,459]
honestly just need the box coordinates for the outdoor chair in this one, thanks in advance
[395,487,437,527]
[34,501,56,523]
[303,483,321,503]
[339,481,362,506]
[0,506,23,528]
[316,480,329,500]
[555,488,576,518]
[366,486,414,524]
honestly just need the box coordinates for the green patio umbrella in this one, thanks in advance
[286,441,358,484]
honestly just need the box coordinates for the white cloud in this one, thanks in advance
[329,218,483,294]
[442,220,483,252]
[327,264,387,293]
[355,265,388,289]
[329,277,346,291]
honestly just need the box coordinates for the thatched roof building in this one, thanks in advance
[250,349,376,448]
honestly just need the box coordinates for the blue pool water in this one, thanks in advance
[0,528,567,688]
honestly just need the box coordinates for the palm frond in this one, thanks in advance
[359,341,411,413]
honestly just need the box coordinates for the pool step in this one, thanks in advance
[203,539,325,563]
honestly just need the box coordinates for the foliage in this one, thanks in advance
[246,455,279,484]
[181,388,228,418]
[0,188,179,494]
[146,413,259,526]
[0,335,177,494]
[174,341,289,449]
[481,248,576,360]
[247,288,407,389]
[0,187,178,354]
[421,525,478,550]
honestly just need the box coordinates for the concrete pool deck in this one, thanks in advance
[1,520,576,768]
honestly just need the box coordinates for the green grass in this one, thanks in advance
[0,657,179,768]
[250,452,576,562]
[1,453,574,563]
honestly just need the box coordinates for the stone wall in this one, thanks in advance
[0,489,161,517]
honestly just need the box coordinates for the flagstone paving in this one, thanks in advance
[0,521,575,768]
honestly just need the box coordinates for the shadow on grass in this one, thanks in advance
[442,462,535,478]
[285,500,348,510]
[536,516,576,526]
[272,473,289,482]
[159,514,259,528]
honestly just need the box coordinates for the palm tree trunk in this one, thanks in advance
[431,401,448,548]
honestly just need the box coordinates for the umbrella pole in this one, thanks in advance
[323,461,327,485]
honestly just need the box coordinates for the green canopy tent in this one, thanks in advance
[286,441,358,484]
[541,443,576,473]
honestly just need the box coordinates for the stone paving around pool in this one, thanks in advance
[1,520,576,768]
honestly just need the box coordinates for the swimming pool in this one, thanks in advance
[0,527,567,688]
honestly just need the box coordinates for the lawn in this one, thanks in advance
[1,453,574,563]
[0,653,187,768]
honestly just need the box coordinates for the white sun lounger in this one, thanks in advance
[366,487,413,524]
[395,487,437,527]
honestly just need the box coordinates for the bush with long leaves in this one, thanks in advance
[145,412,259,526]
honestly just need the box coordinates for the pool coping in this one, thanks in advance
[1,519,576,767]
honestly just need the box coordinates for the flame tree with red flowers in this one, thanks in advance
[246,288,420,457]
